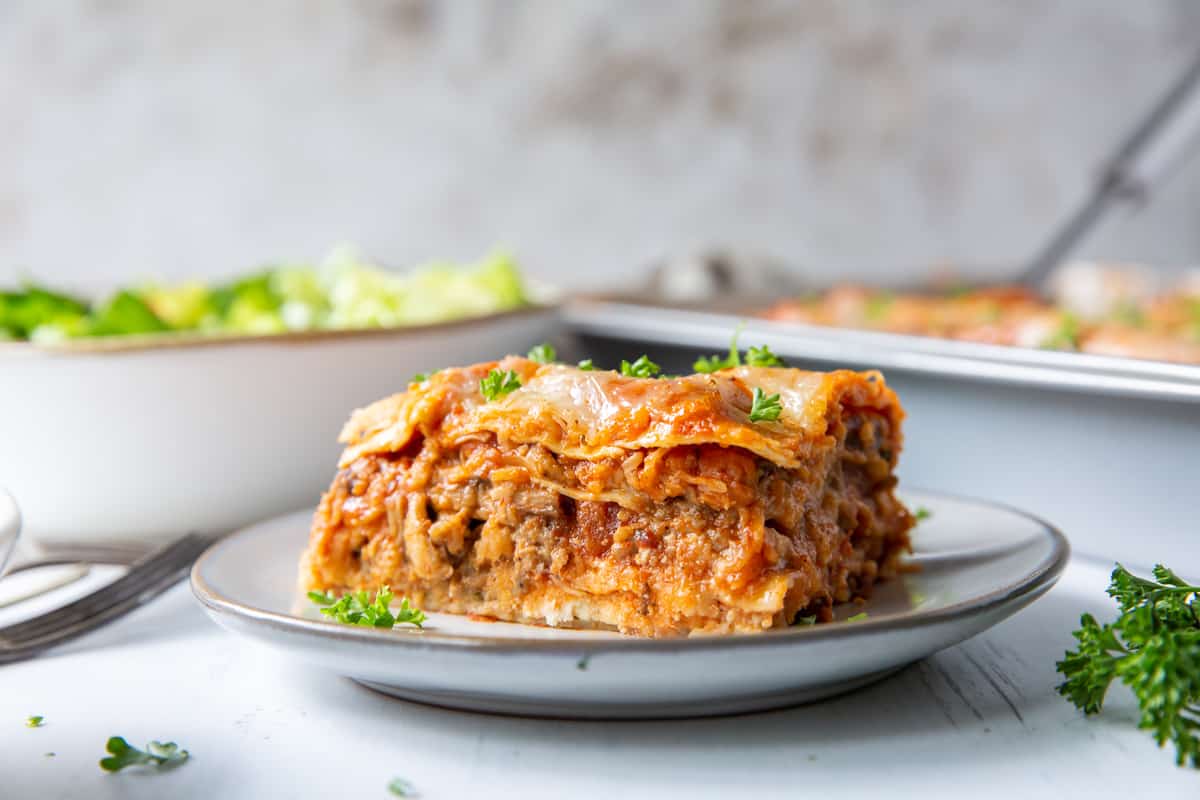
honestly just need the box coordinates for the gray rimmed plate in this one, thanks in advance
[191,490,1067,719]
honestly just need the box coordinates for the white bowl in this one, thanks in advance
[0,308,557,548]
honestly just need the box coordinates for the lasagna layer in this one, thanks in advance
[299,357,914,637]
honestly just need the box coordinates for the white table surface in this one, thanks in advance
[1,556,1195,799]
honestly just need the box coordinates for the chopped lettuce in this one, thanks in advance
[2,247,528,341]
[1,285,90,339]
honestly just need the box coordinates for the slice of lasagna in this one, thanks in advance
[299,357,913,637]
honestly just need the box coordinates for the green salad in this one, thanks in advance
[0,246,528,342]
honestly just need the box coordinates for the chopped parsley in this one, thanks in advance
[1040,313,1081,351]
[864,292,894,321]
[846,612,869,622]
[747,387,782,422]
[1110,301,1145,328]
[388,777,416,796]
[25,715,44,728]
[619,355,661,378]
[576,358,595,371]
[694,326,787,372]
[745,344,786,367]
[1057,563,1200,767]
[914,507,932,522]
[526,343,556,364]
[410,369,439,383]
[694,325,743,373]
[99,737,190,773]
[479,368,521,401]
[308,586,426,629]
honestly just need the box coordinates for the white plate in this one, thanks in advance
[191,490,1068,719]
[0,488,19,576]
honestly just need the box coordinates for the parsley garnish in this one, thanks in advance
[619,355,660,378]
[745,345,786,367]
[26,715,44,728]
[694,326,743,373]
[1057,563,1200,767]
[411,369,439,383]
[864,292,894,321]
[99,737,190,773]
[479,368,521,401]
[1111,301,1145,328]
[388,777,416,796]
[914,507,932,522]
[576,359,595,371]
[308,586,426,629]
[1041,313,1081,351]
[846,612,869,622]
[748,387,782,422]
[694,327,787,372]
[794,614,817,626]
[526,343,556,364]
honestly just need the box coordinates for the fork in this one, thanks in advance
[0,533,214,666]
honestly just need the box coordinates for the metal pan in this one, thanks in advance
[563,297,1200,573]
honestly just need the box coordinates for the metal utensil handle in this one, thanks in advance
[1021,51,1200,285]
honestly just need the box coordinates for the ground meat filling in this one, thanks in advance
[302,399,912,637]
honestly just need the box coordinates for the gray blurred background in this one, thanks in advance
[3,0,1200,291]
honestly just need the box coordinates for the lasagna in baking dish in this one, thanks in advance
[761,281,1200,365]
[299,356,914,637]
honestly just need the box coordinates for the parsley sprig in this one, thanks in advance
[526,343,556,364]
[748,387,782,422]
[619,355,661,378]
[99,737,190,773]
[694,327,787,372]
[308,586,426,629]
[1057,563,1200,767]
[479,368,521,401]
[1041,313,1081,351]
[745,344,785,367]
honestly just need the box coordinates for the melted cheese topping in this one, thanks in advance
[339,357,902,470]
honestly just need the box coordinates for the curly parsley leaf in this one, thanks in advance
[479,368,521,401]
[309,586,426,629]
[1057,563,1200,767]
[576,358,595,371]
[694,325,743,373]
[744,345,786,367]
[695,326,787,372]
[619,355,660,378]
[99,737,190,773]
[1041,312,1082,351]
[526,343,556,364]
[747,387,782,423]
[25,715,44,728]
